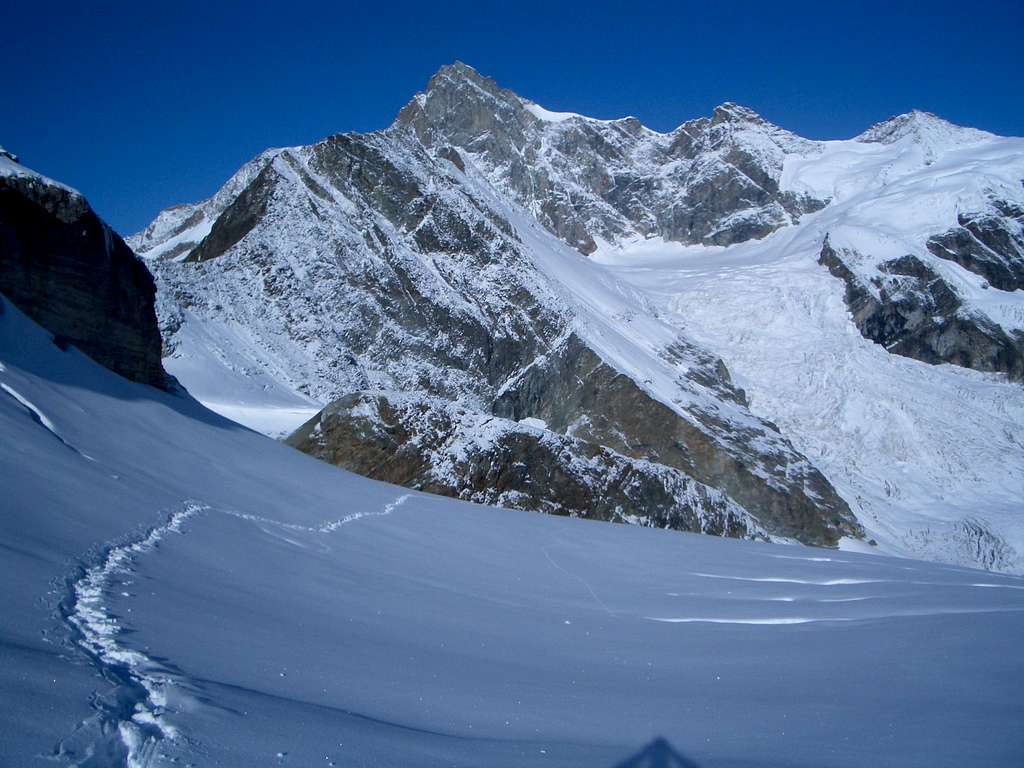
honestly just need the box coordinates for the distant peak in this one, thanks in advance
[413,61,512,110]
[0,145,17,163]
[427,61,492,91]
[711,102,765,125]
[435,60,479,79]
[856,109,992,145]
[394,61,530,143]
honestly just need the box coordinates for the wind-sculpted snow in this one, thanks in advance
[2,290,1024,766]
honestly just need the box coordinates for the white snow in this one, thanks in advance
[162,311,323,437]
[0,152,81,196]
[518,416,548,430]
[2,294,1023,766]
[1,381,60,434]
[523,101,621,124]
[524,101,581,123]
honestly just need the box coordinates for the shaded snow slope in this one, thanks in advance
[2,295,1024,767]
[161,311,321,438]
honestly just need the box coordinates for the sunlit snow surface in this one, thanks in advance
[2,297,1023,767]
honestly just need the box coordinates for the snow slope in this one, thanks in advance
[3,294,1024,767]
[162,311,321,438]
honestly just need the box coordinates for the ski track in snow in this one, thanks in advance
[221,493,412,534]
[646,606,1024,626]
[319,493,412,531]
[542,544,616,617]
[56,502,205,767]
[690,572,886,586]
[647,616,846,625]
[55,494,412,766]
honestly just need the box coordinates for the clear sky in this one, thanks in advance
[4,0,1022,234]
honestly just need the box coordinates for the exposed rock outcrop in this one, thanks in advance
[287,391,761,538]
[819,238,1024,379]
[492,333,857,544]
[926,203,1024,292]
[0,156,167,388]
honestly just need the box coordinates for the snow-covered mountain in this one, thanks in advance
[2,105,1024,768]
[130,63,1024,571]
[128,74,860,548]
[395,63,826,252]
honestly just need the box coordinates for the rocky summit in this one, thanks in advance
[129,63,1024,568]
[396,62,825,252]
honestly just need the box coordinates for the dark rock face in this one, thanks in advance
[492,334,859,545]
[0,171,167,388]
[819,238,1024,380]
[287,392,760,538]
[395,63,826,253]
[926,204,1024,292]
[151,137,571,404]
[187,163,279,263]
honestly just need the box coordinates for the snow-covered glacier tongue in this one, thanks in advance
[595,113,1024,573]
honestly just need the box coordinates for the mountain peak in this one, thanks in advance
[856,109,992,147]
[431,60,483,84]
[711,102,765,125]
[424,60,502,99]
[395,61,533,148]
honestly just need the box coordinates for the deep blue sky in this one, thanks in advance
[4,0,1022,234]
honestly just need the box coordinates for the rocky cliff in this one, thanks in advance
[819,238,1024,379]
[0,151,166,388]
[287,391,761,537]
[395,62,825,253]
